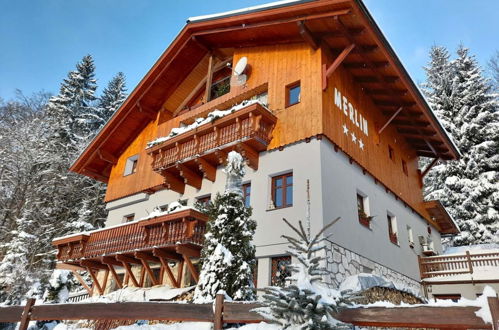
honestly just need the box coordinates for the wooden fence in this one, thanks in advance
[1,294,498,330]
[419,251,499,279]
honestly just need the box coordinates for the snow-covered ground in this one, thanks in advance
[79,285,194,303]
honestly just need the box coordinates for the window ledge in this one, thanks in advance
[266,205,293,212]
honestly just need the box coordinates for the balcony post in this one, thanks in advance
[466,251,473,274]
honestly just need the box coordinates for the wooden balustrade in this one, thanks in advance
[419,251,499,279]
[52,209,209,263]
[147,102,277,193]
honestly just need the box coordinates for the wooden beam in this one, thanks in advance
[135,252,160,263]
[81,168,108,183]
[101,256,122,267]
[204,54,215,103]
[322,43,355,90]
[343,61,389,69]
[378,107,404,134]
[375,100,416,107]
[55,263,86,272]
[136,102,156,121]
[191,36,225,60]
[101,269,109,294]
[153,248,182,261]
[86,267,104,295]
[176,245,201,258]
[19,298,35,330]
[71,270,93,296]
[354,75,399,84]
[116,254,141,265]
[183,256,199,283]
[192,8,351,37]
[120,260,139,287]
[297,21,319,50]
[176,164,203,189]
[107,264,122,290]
[173,58,232,116]
[139,258,159,286]
[420,157,439,179]
[162,171,186,194]
[195,157,217,182]
[236,143,259,170]
[487,297,499,330]
[80,260,107,270]
[139,266,146,287]
[97,149,118,165]
[364,88,407,96]
[177,260,184,288]
[157,256,179,288]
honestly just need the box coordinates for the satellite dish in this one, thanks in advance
[233,56,248,76]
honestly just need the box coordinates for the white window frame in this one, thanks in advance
[124,154,139,176]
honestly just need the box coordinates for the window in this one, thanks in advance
[159,204,169,212]
[124,155,139,176]
[402,160,408,176]
[433,294,461,302]
[285,81,301,107]
[388,146,395,161]
[407,225,414,248]
[123,214,135,223]
[179,199,188,206]
[357,193,370,228]
[387,214,398,244]
[271,173,293,209]
[243,183,251,208]
[271,256,291,287]
[196,195,211,208]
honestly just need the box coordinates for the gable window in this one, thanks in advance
[285,81,301,107]
[357,193,370,228]
[388,145,395,161]
[271,173,293,209]
[123,214,135,223]
[243,183,251,208]
[402,160,408,176]
[124,155,139,176]
[387,214,398,245]
[271,256,291,287]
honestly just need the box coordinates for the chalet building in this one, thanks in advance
[52,0,460,297]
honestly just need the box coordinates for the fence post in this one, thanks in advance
[488,297,499,330]
[19,298,36,330]
[466,251,473,274]
[214,293,225,330]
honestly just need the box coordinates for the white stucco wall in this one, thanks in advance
[105,138,441,289]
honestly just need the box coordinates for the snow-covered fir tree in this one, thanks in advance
[258,218,351,329]
[97,72,127,131]
[423,45,499,245]
[193,151,257,302]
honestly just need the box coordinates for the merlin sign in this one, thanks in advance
[334,87,369,151]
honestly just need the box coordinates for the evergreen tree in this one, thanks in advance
[258,218,351,329]
[97,72,127,130]
[194,151,257,302]
[423,45,499,245]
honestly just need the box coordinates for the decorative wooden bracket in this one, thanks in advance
[420,157,439,180]
[116,254,141,287]
[135,252,160,286]
[195,157,217,182]
[378,107,404,134]
[176,164,203,189]
[236,143,259,170]
[297,21,319,50]
[163,171,186,194]
[322,43,355,90]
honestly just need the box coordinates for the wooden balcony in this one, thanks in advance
[147,102,277,193]
[52,209,209,294]
[418,251,499,282]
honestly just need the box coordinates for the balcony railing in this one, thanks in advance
[418,251,499,280]
[147,102,277,193]
[53,208,208,263]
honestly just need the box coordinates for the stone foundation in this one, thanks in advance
[324,240,421,295]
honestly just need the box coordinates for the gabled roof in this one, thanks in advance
[70,0,460,182]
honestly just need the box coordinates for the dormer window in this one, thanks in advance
[124,155,139,176]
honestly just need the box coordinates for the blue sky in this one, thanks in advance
[1,0,498,100]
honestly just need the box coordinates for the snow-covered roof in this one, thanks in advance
[187,0,312,23]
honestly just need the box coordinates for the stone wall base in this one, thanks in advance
[324,240,421,295]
